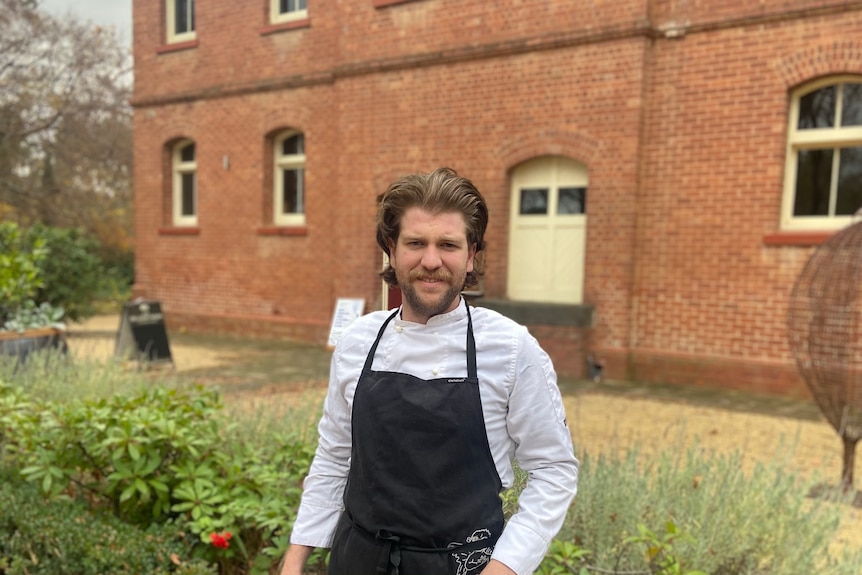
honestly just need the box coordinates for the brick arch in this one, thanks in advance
[774,41,862,90]
[498,130,600,173]
[164,133,192,145]
[261,107,311,136]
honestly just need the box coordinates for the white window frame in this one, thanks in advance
[782,75,862,231]
[274,131,306,226]
[270,0,308,25]
[172,139,197,227]
[167,0,196,44]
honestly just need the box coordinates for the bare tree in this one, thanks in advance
[0,0,132,254]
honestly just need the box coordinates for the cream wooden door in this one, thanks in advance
[507,156,588,303]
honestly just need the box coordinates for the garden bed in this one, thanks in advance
[0,327,67,361]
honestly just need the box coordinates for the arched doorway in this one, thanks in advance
[507,156,588,303]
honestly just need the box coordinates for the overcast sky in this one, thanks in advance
[39,0,132,45]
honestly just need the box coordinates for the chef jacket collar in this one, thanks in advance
[394,296,468,328]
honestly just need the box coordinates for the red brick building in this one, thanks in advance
[131,0,862,396]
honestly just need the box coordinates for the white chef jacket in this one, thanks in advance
[290,299,579,575]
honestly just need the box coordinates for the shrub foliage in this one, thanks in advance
[2,356,862,575]
[0,468,213,575]
[0,378,317,575]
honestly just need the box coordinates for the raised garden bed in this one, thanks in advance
[0,327,68,362]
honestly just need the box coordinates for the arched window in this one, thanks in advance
[172,139,197,226]
[274,131,306,226]
[783,77,862,230]
[166,0,196,44]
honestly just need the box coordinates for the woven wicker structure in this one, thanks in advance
[787,220,862,489]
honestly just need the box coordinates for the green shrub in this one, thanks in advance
[23,223,105,321]
[6,351,861,575]
[0,378,321,575]
[543,440,862,575]
[0,222,109,328]
[0,466,214,575]
[0,221,47,325]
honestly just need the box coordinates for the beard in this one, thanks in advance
[398,268,465,320]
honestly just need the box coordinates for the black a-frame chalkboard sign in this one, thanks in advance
[114,300,174,368]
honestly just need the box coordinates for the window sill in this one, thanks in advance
[373,0,424,7]
[259,18,311,36]
[156,40,199,54]
[473,299,594,328]
[159,226,200,236]
[762,231,832,246]
[257,226,308,236]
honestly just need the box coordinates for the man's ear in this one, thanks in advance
[467,243,477,272]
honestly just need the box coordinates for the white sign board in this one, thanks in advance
[327,298,365,348]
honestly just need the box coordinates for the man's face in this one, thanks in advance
[390,207,476,324]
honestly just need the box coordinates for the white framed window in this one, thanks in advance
[274,131,306,226]
[172,140,197,226]
[782,76,862,231]
[270,0,308,24]
[167,0,196,44]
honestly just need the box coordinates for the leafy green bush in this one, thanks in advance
[22,223,105,321]
[0,221,108,330]
[0,378,320,575]
[0,221,48,326]
[0,466,214,575]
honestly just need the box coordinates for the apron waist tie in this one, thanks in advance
[348,516,498,575]
[376,532,402,575]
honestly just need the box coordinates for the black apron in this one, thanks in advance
[328,300,505,575]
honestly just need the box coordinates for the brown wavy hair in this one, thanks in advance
[377,167,488,288]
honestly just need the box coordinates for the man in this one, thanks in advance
[281,168,578,575]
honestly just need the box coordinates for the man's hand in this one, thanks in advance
[279,544,314,575]
[481,559,517,575]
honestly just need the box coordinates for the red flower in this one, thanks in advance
[209,531,232,549]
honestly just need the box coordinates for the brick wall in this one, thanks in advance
[132,0,862,394]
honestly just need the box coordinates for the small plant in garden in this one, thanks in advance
[624,522,707,575]
[537,522,707,575]
[537,540,591,575]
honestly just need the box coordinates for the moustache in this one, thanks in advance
[408,270,453,283]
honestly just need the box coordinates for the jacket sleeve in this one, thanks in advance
[289,342,355,548]
[490,328,579,575]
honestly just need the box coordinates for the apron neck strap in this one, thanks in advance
[363,308,400,373]
[465,299,477,379]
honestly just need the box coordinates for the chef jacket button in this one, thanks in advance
[432,368,439,376]
[395,326,403,333]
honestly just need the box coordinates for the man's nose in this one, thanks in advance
[421,246,442,269]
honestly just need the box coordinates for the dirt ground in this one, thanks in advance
[65,315,862,551]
